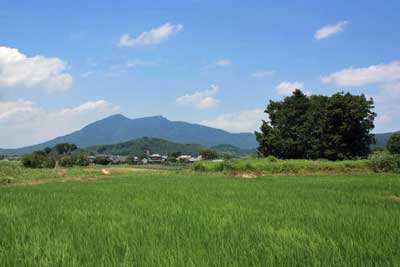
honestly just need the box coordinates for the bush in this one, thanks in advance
[22,151,55,168]
[265,155,278,162]
[369,151,400,173]
[74,154,90,166]
[93,156,111,165]
[201,149,219,160]
[193,163,206,172]
[60,156,75,168]
[387,133,400,154]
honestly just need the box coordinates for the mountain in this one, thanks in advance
[80,137,208,156]
[0,114,257,155]
[374,131,400,148]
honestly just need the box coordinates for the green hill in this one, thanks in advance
[79,137,208,156]
[211,144,257,157]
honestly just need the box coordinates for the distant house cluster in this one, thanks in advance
[86,152,203,165]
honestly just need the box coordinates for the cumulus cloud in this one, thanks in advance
[322,61,400,87]
[0,100,119,148]
[314,20,348,40]
[214,59,231,67]
[252,70,274,78]
[176,84,220,109]
[0,46,73,91]
[275,81,304,95]
[119,23,183,47]
[201,109,264,133]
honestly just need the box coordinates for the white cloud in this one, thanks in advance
[370,82,400,132]
[214,59,231,67]
[322,61,400,87]
[105,59,157,77]
[0,100,119,148]
[275,81,304,95]
[176,84,220,109]
[118,23,183,47]
[322,60,400,132]
[201,109,264,133]
[314,20,348,40]
[252,70,274,78]
[0,46,73,92]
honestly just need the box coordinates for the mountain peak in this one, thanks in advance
[106,114,129,120]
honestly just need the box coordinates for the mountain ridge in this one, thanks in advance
[0,114,258,155]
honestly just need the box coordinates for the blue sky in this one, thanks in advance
[1,0,400,148]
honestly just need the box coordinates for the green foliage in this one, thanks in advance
[54,143,78,155]
[369,151,400,173]
[0,161,64,182]
[80,137,207,157]
[201,149,219,160]
[387,133,400,154]
[171,151,182,158]
[125,155,138,165]
[59,155,89,167]
[22,151,54,168]
[93,156,111,165]
[266,155,278,162]
[192,158,370,173]
[256,90,376,160]
[21,144,86,168]
[210,144,257,157]
[1,171,400,265]
[193,163,206,172]
[74,154,90,166]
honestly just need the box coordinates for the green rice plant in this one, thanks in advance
[1,171,400,266]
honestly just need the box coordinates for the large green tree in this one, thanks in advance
[256,90,376,160]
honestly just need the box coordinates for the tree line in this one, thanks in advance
[22,143,89,168]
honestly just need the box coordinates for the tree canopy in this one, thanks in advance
[387,133,400,154]
[256,90,376,160]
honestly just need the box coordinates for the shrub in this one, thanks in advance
[387,133,400,154]
[60,156,75,167]
[265,155,278,162]
[369,151,400,173]
[201,149,219,160]
[74,154,90,166]
[222,163,235,171]
[93,156,111,165]
[22,151,49,168]
[193,163,206,172]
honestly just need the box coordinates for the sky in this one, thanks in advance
[1,0,400,148]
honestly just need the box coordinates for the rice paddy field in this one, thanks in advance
[1,161,400,266]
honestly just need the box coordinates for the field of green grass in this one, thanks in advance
[1,161,400,266]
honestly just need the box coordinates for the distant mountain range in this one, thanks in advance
[0,114,258,155]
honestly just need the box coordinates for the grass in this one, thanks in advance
[1,162,400,266]
[192,158,372,174]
